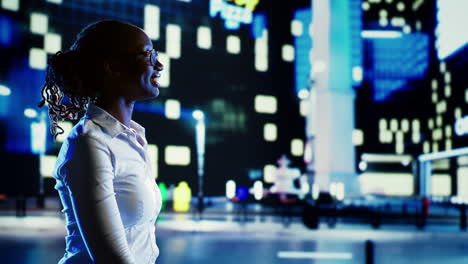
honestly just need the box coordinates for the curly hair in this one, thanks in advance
[38,19,135,139]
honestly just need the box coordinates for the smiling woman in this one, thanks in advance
[38,20,164,264]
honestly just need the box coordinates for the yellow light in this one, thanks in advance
[56,121,73,143]
[29,48,47,70]
[281,44,294,62]
[263,164,276,183]
[291,138,304,156]
[40,155,57,178]
[263,123,277,142]
[255,95,277,114]
[30,13,48,35]
[291,20,303,36]
[197,26,212,49]
[173,181,191,212]
[401,119,409,132]
[165,99,181,120]
[144,5,160,40]
[165,146,190,166]
[431,174,451,196]
[359,172,413,196]
[226,35,241,54]
[147,144,158,179]
[44,33,61,54]
[166,24,181,59]
[353,129,364,146]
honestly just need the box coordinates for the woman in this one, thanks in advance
[39,20,164,264]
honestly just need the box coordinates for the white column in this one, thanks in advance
[307,0,359,195]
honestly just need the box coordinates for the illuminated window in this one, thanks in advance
[0,85,11,96]
[165,145,190,166]
[226,35,240,54]
[416,21,422,31]
[291,20,303,36]
[396,131,403,142]
[445,124,452,138]
[432,92,438,103]
[2,0,19,11]
[397,2,405,11]
[299,100,309,117]
[455,107,462,119]
[444,72,451,83]
[253,181,263,200]
[457,167,468,198]
[423,141,430,153]
[352,129,364,146]
[47,0,62,4]
[359,172,413,196]
[379,9,387,18]
[40,155,57,178]
[431,174,451,196]
[29,48,47,70]
[390,118,398,131]
[362,2,370,11]
[401,119,409,132]
[44,33,61,54]
[396,142,404,154]
[444,85,451,97]
[436,115,443,127]
[431,79,438,90]
[197,26,212,49]
[30,13,48,35]
[281,44,294,62]
[391,17,405,27]
[403,25,411,34]
[157,52,170,87]
[352,66,363,82]
[379,119,387,131]
[379,131,386,143]
[428,118,434,129]
[144,5,160,40]
[255,29,268,72]
[412,132,421,144]
[165,99,180,120]
[254,95,277,114]
[440,61,446,72]
[465,88,468,103]
[166,24,181,59]
[147,144,158,179]
[432,142,439,152]
[291,138,304,156]
[263,164,276,183]
[263,123,277,142]
[56,121,73,143]
[24,108,37,118]
[445,139,452,150]
[226,180,236,199]
[379,18,389,27]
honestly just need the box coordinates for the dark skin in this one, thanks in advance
[94,25,163,127]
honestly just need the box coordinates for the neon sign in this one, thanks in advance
[455,116,468,137]
[209,0,260,30]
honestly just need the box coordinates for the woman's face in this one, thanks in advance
[117,28,163,101]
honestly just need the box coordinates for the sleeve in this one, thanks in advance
[62,135,136,264]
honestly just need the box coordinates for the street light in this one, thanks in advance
[192,109,205,218]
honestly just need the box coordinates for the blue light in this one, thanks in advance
[293,8,312,94]
[366,33,429,102]
[251,13,266,39]
[436,0,468,60]
[0,15,13,47]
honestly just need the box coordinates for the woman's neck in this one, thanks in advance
[95,97,135,127]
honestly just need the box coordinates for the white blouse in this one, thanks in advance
[54,104,162,264]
